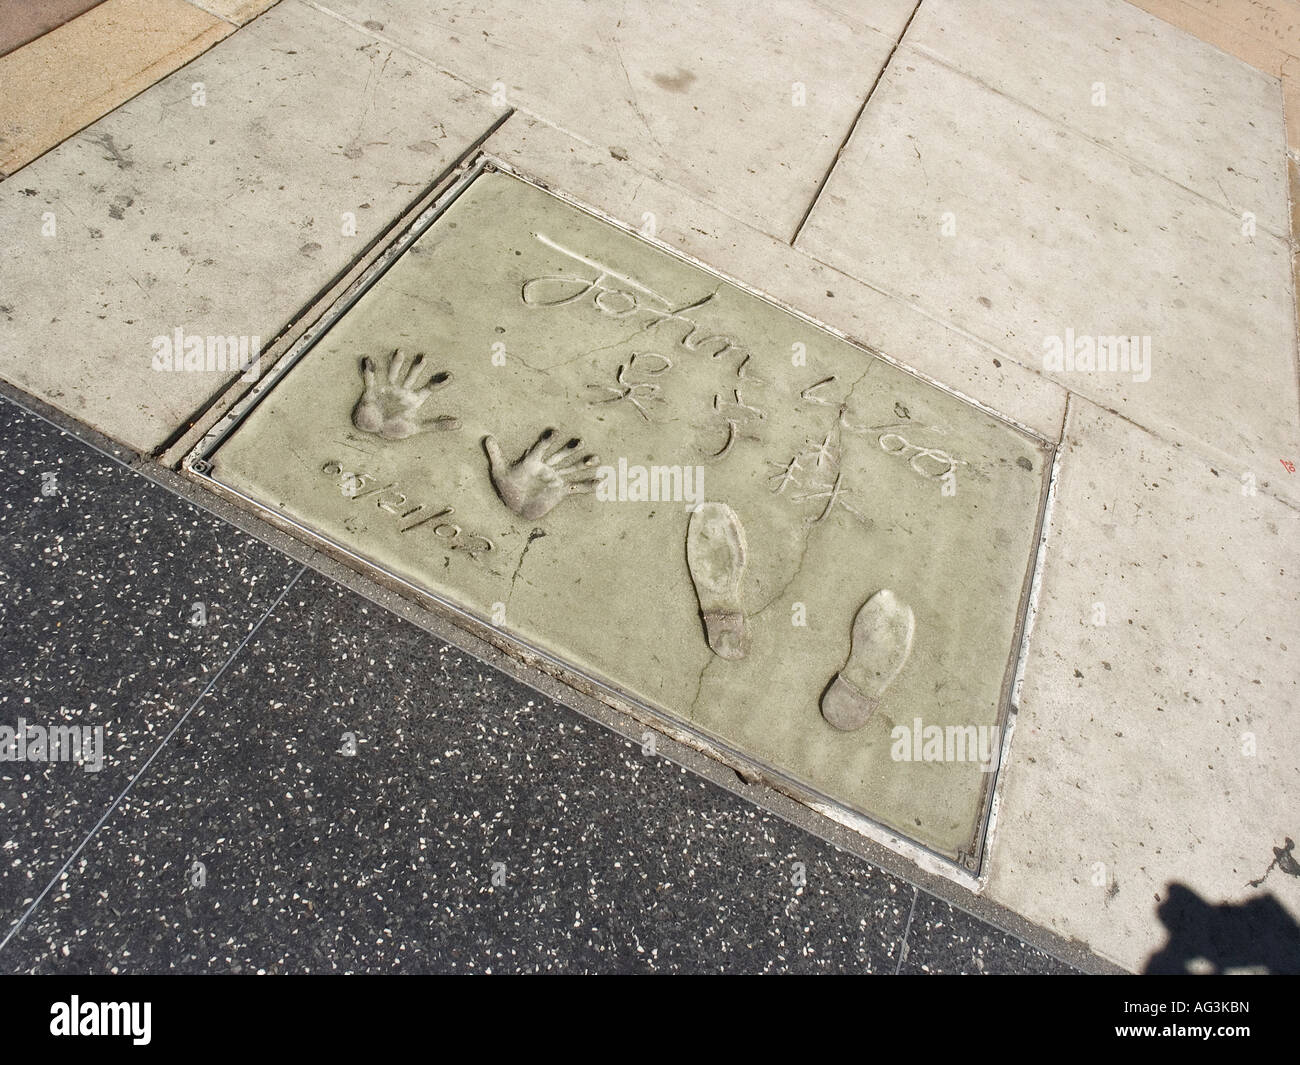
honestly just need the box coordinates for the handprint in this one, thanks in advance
[351,348,460,440]
[483,428,602,519]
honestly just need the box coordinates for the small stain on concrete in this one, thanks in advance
[652,68,697,93]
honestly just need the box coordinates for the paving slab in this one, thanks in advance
[1284,56,1300,147]
[189,0,280,23]
[0,0,233,176]
[483,116,1069,443]
[1292,156,1300,346]
[797,49,1300,504]
[2,571,923,974]
[0,0,108,58]
[197,167,1051,865]
[1127,0,1300,75]
[0,0,504,455]
[908,0,1291,237]
[310,0,916,241]
[0,397,301,941]
[986,396,1300,974]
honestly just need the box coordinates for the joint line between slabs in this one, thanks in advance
[0,564,308,958]
[894,885,920,974]
[790,0,925,246]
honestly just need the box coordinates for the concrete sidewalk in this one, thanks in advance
[1,0,1297,973]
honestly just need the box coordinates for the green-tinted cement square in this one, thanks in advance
[206,169,1049,864]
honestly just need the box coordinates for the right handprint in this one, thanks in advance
[483,428,602,519]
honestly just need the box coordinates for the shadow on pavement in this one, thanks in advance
[1145,882,1300,974]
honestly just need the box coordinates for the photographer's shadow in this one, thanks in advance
[1145,882,1300,974]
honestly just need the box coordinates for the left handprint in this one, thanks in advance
[351,348,461,440]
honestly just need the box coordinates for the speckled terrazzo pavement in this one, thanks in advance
[0,397,1076,973]
[0,400,301,936]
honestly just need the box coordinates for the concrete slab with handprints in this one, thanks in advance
[203,169,1051,864]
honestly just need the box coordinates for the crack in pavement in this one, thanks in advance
[505,526,546,606]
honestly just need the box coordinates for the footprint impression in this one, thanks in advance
[686,501,748,660]
[821,589,915,731]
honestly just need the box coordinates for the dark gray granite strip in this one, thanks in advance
[898,891,1078,974]
[4,573,915,972]
[0,398,302,939]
